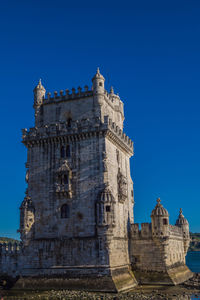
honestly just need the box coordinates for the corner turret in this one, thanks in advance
[33,79,46,127]
[175,208,190,253]
[92,68,105,94]
[33,79,46,107]
[151,198,169,238]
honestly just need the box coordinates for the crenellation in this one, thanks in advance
[169,224,183,235]
[47,92,51,100]
[77,86,82,95]
[131,223,140,237]
[43,86,94,104]
[54,91,58,98]
[0,242,21,255]
[141,222,151,238]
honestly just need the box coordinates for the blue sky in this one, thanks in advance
[0,0,200,238]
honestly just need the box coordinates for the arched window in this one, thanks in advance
[60,146,65,158]
[66,145,70,158]
[61,204,70,219]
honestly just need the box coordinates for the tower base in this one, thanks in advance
[14,265,137,292]
[133,265,193,285]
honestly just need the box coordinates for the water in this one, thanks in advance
[186,251,200,273]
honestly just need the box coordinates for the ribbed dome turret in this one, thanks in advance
[92,67,105,82]
[175,208,189,226]
[33,79,46,110]
[34,79,46,92]
[151,198,169,217]
[99,187,114,203]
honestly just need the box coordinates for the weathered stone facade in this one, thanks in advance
[0,70,193,291]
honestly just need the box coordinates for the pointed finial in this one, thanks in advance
[110,86,114,94]
[92,67,105,82]
[37,78,42,88]
[180,208,183,214]
[156,198,161,205]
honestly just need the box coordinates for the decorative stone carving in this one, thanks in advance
[117,168,128,203]
[25,169,29,183]
[19,197,35,241]
[55,160,72,198]
[96,187,116,228]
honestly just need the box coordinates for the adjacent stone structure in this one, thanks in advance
[130,199,192,285]
[0,70,193,291]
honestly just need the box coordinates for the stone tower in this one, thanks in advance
[19,69,136,291]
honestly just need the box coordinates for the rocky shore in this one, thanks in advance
[0,274,200,300]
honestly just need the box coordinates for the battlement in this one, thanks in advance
[41,85,123,116]
[169,225,183,237]
[131,222,187,241]
[0,242,21,255]
[131,223,152,239]
[22,116,133,154]
[0,243,21,277]
[106,116,133,150]
[43,86,93,104]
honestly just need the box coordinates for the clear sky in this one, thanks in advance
[0,0,200,239]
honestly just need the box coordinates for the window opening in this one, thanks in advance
[61,146,65,158]
[66,145,70,158]
[163,218,168,225]
[63,174,68,184]
[106,205,111,212]
[61,204,70,219]
[67,118,72,128]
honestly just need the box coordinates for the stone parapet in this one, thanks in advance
[169,225,183,237]
[0,242,21,255]
[131,223,152,239]
[0,243,21,277]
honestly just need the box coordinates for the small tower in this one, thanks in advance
[175,208,190,253]
[33,79,46,107]
[33,79,46,127]
[92,67,105,94]
[151,198,169,238]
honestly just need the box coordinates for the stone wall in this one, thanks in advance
[0,243,21,277]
